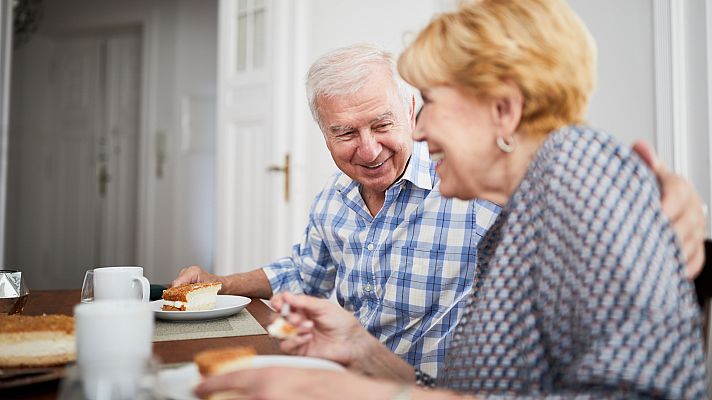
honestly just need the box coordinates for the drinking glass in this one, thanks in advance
[80,269,94,303]
[68,300,157,399]
[58,356,163,400]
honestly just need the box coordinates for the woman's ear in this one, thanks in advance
[492,81,523,134]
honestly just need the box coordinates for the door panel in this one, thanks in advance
[7,30,141,289]
[50,38,102,288]
[100,32,141,265]
[216,0,297,274]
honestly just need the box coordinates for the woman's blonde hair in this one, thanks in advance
[398,0,597,136]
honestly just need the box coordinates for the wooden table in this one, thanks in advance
[1,289,282,400]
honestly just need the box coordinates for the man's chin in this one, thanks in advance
[358,175,396,194]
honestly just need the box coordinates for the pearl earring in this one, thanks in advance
[496,136,515,153]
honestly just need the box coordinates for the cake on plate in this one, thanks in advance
[0,314,76,368]
[162,282,222,311]
[194,346,257,376]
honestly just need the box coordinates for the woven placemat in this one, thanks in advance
[153,309,267,342]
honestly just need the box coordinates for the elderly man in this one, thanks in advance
[172,44,707,377]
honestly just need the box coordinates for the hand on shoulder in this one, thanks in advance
[632,140,707,279]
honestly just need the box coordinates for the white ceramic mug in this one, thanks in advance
[74,300,154,400]
[90,266,150,302]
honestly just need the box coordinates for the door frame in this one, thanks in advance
[0,1,13,264]
[135,10,159,279]
[215,0,310,275]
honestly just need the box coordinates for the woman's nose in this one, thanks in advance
[412,124,426,142]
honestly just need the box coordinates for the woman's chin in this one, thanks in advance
[439,184,471,200]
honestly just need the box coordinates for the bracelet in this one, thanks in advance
[414,369,436,388]
[391,384,411,400]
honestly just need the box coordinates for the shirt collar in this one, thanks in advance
[334,141,435,194]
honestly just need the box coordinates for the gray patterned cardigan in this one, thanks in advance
[437,126,707,399]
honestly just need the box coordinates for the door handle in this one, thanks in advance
[266,153,289,202]
[97,163,110,197]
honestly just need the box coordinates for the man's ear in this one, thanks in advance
[492,81,523,134]
[409,95,416,130]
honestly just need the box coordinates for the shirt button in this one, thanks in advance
[360,316,368,324]
[364,283,372,292]
[367,243,374,251]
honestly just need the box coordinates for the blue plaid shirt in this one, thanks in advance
[262,141,501,376]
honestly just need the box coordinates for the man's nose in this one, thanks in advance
[357,131,381,161]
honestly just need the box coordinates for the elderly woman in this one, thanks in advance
[196,0,707,398]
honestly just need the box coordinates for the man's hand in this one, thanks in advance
[171,265,223,288]
[633,140,707,279]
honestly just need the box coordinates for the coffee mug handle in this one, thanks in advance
[133,276,151,302]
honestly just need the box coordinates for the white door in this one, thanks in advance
[215,0,305,274]
[7,30,141,289]
[98,32,141,265]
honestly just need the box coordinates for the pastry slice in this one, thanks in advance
[0,314,76,368]
[267,316,298,339]
[162,282,222,311]
[194,346,257,376]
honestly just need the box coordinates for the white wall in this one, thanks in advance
[569,0,657,145]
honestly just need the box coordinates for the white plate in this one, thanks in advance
[159,356,345,400]
[151,295,251,321]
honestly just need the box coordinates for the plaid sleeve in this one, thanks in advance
[262,213,337,298]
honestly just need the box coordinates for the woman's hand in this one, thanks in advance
[270,293,367,367]
[194,368,404,400]
[194,367,477,400]
[633,140,707,279]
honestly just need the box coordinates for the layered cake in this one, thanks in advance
[0,314,76,368]
[162,282,222,311]
[194,346,257,376]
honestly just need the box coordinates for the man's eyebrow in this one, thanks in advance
[329,124,355,134]
[328,112,395,134]
[370,112,395,124]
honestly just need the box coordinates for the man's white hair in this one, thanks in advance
[306,43,413,130]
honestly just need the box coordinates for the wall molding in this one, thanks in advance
[653,0,688,177]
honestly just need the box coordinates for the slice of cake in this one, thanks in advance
[162,282,222,311]
[267,317,297,339]
[194,346,257,376]
[0,314,76,368]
